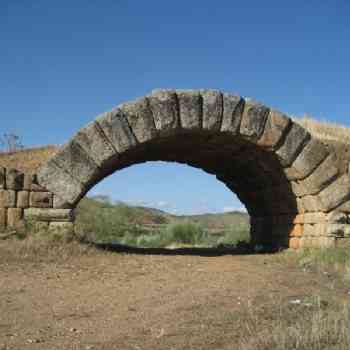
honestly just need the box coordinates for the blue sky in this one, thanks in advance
[1,0,350,214]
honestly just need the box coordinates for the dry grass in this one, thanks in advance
[0,145,59,173]
[294,115,350,144]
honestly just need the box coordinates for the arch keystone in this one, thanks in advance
[221,93,244,134]
[176,90,202,130]
[200,89,223,131]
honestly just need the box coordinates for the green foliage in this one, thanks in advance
[75,197,250,248]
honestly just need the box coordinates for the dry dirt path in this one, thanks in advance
[0,251,348,350]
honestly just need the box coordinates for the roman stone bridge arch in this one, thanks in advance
[2,89,350,249]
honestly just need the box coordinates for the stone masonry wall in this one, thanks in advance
[0,167,74,235]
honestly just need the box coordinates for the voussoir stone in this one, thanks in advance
[38,160,85,205]
[51,140,100,187]
[73,121,116,167]
[290,137,329,179]
[221,93,244,134]
[24,208,75,222]
[200,90,223,131]
[257,109,291,149]
[120,97,157,143]
[148,90,179,133]
[276,122,310,167]
[96,108,137,154]
[177,90,202,130]
[318,174,350,212]
[294,155,339,196]
[240,99,269,142]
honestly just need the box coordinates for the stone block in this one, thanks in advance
[221,94,244,134]
[327,212,348,224]
[301,194,323,213]
[96,108,137,154]
[49,222,74,237]
[335,238,350,248]
[289,237,301,249]
[23,174,33,191]
[257,109,291,149]
[294,155,339,196]
[293,212,327,224]
[17,191,29,208]
[6,169,24,190]
[120,97,157,143]
[38,159,86,206]
[52,140,100,187]
[303,223,327,237]
[31,221,49,233]
[318,174,350,212]
[200,89,223,131]
[325,224,350,237]
[290,224,303,237]
[0,208,6,228]
[73,121,116,168]
[0,190,16,208]
[0,167,5,189]
[7,208,23,228]
[240,99,269,141]
[30,192,53,208]
[276,123,310,167]
[148,89,180,133]
[177,90,202,130]
[24,208,74,222]
[53,195,73,209]
[290,137,329,180]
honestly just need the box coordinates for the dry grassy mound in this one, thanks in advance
[0,145,59,174]
[294,115,350,144]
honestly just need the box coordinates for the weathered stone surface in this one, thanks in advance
[73,121,116,167]
[32,221,49,233]
[335,237,350,248]
[289,237,301,249]
[49,222,74,237]
[290,224,303,237]
[0,190,16,208]
[326,224,350,237]
[6,169,24,190]
[327,212,348,224]
[53,195,73,209]
[283,167,304,181]
[276,123,310,167]
[240,99,269,141]
[200,90,223,131]
[294,155,339,196]
[293,212,327,224]
[23,174,34,191]
[0,168,5,189]
[24,208,74,222]
[177,90,202,130]
[30,192,53,208]
[221,94,244,134]
[7,208,23,228]
[290,137,329,179]
[38,160,85,205]
[120,97,157,143]
[301,195,323,212]
[52,141,100,187]
[0,208,6,228]
[301,236,335,248]
[304,223,326,236]
[97,108,137,153]
[318,174,350,212]
[148,90,179,133]
[17,191,29,208]
[257,109,291,149]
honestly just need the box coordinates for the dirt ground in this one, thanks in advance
[1,248,349,350]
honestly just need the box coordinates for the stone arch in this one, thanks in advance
[36,89,349,249]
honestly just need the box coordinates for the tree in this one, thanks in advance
[0,133,24,153]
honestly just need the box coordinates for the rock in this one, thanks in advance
[221,93,244,134]
[30,192,53,208]
[17,191,29,208]
[276,123,310,167]
[0,190,16,208]
[240,99,269,141]
[148,89,179,133]
[200,89,223,131]
[6,169,24,190]
[74,121,116,167]
[24,208,74,222]
[257,109,291,149]
[7,208,23,228]
[96,108,137,153]
[177,90,202,130]
[120,97,157,143]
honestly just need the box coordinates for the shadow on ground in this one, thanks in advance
[89,241,282,256]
